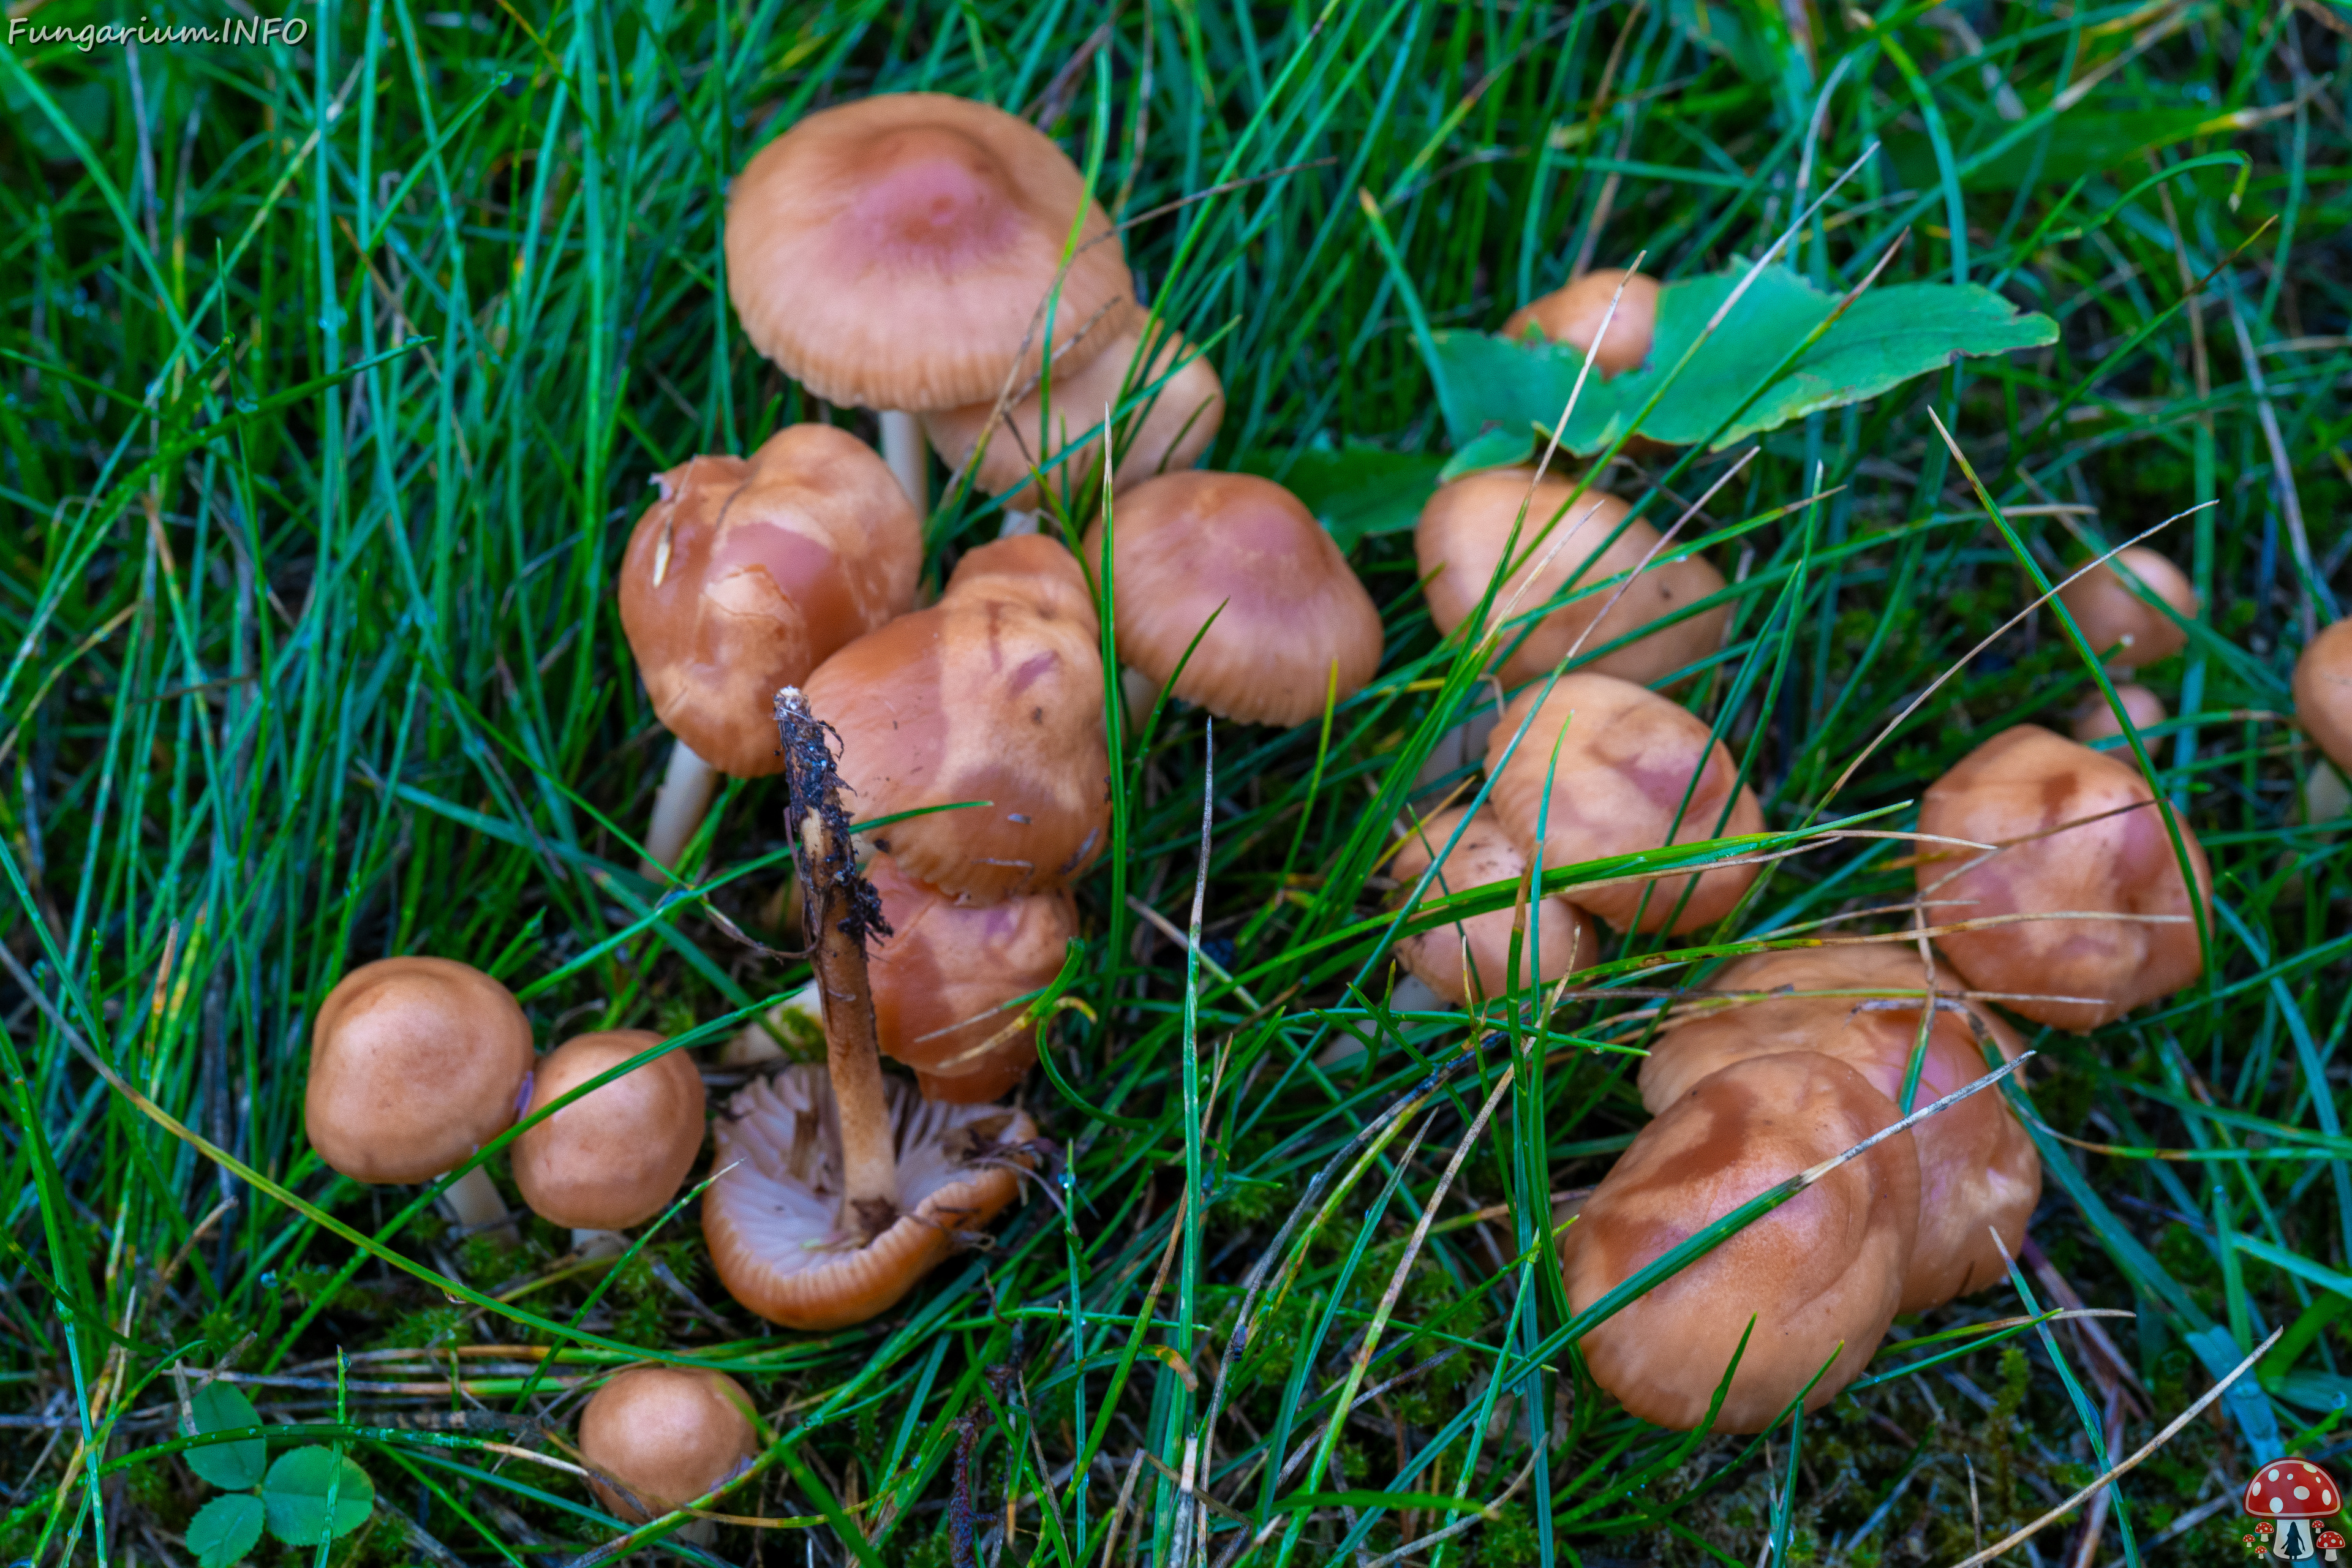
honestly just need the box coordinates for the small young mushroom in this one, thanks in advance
[511,1030,707,1256]
[306,957,535,1243]
[617,426,920,873]
[802,534,1109,903]
[1917,725,2211,1032]
[725,92,1136,508]
[1502,268,1660,377]
[1483,673,1764,933]
[2292,617,2352,774]
[577,1365,760,1526]
[2070,682,2167,744]
[1415,470,1727,687]
[1642,945,2039,1312]
[1388,805,1597,1006]
[1081,470,1384,727]
[2055,545,2198,669]
[1565,1052,1919,1432]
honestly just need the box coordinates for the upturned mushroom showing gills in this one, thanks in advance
[2293,617,2352,773]
[2055,545,2198,669]
[803,534,1109,903]
[724,92,1136,508]
[1916,725,2211,1032]
[1503,268,1660,377]
[1389,805,1597,1006]
[2071,682,2168,744]
[1566,1052,1919,1433]
[1483,673,1764,933]
[1415,470,1727,687]
[306,957,535,1242]
[511,1031,707,1253]
[702,692,1039,1331]
[1082,470,1384,727]
[1641,946,2039,1313]
[578,1366,760,1525]
[618,424,920,873]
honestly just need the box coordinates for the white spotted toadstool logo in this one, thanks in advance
[2241,1460,2344,1561]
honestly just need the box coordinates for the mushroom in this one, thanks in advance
[1482,673,1764,933]
[2242,1458,2341,1559]
[1564,1051,1920,1432]
[511,1030,707,1257]
[802,534,1110,903]
[1642,945,2039,1312]
[923,319,1225,520]
[1502,268,1660,377]
[724,92,1136,510]
[701,692,1039,1330]
[2292,617,2352,774]
[617,426,921,874]
[2316,1529,2345,1562]
[1916,725,2211,1032]
[1081,470,1384,727]
[306,957,535,1244]
[578,1365,760,1528]
[2070,682,2168,744]
[2056,545,2198,669]
[1415,470,1727,687]
[1388,805,1597,1006]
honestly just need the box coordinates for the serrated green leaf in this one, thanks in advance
[186,1491,266,1568]
[181,1381,267,1491]
[260,1446,374,1545]
[1436,427,1538,485]
[1235,442,1447,549]
[1431,263,2057,458]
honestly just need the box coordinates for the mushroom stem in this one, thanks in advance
[878,410,927,514]
[773,688,900,1240]
[573,1229,629,1260]
[641,740,719,878]
[999,508,1041,538]
[437,1166,518,1247]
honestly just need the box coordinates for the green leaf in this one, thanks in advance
[185,1492,266,1568]
[259,1447,374,1546]
[1430,263,2056,458]
[1235,442,1446,549]
[1436,426,1538,484]
[181,1382,268,1491]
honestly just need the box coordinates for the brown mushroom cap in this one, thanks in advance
[306,957,535,1185]
[1389,805,1597,1005]
[1566,1052,1919,1433]
[511,1031,707,1231]
[1917,725,2212,1033]
[803,535,1109,903]
[1083,470,1384,726]
[1502,269,1660,377]
[1643,946,2038,1312]
[2071,683,2168,744]
[578,1365,760,1523]
[1415,471,1727,687]
[2056,546,2198,668]
[704,1065,1035,1330]
[924,319,1226,508]
[1483,673,1765,933]
[725,93,1134,411]
[866,851,1077,1101]
[617,426,921,777]
[2293,619,2352,773]
[943,530,1101,633]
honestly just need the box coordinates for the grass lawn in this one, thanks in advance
[2,1,2350,1564]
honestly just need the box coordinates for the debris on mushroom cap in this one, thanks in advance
[724,93,1135,412]
[1916,725,2211,1033]
[924,317,1226,509]
[1643,945,2039,1313]
[617,426,921,777]
[703,1065,1037,1330]
[1482,673,1765,933]
[2292,618,2352,773]
[2056,545,2199,669]
[1082,470,1384,727]
[1388,805,1598,1005]
[306,957,535,1185]
[577,1365,760,1523]
[1415,470,1727,687]
[2071,682,2168,744]
[1502,268,1660,377]
[803,535,1110,904]
[865,851,1077,1102]
[511,1031,707,1231]
[943,532,1102,634]
[2242,1458,2343,1518]
[1566,1051,1920,1433]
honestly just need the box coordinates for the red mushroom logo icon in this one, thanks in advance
[2317,1529,2345,1563]
[2243,1460,2342,1560]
